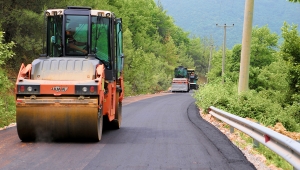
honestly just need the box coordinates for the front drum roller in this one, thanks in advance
[16,101,103,141]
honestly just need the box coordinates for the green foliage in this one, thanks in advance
[110,0,205,95]
[0,0,202,97]
[0,102,15,128]
[236,131,292,170]
[287,28,300,53]
[177,43,195,69]
[187,37,210,76]
[229,44,241,72]
[208,26,280,90]
[0,32,16,127]
[197,24,300,132]
[157,0,300,48]
[206,48,230,82]
[250,26,279,68]
[256,57,290,93]
[280,22,300,99]
[288,0,300,2]
[247,26,278,83]
[194,81,300,132]
[0,32,15,64]
[1,9,45,71]
[284,102,300,124]
[124,48,155,94]
[193,78,237,112]
[256,144,293,170]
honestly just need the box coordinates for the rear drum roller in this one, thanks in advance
[16,103,103,141]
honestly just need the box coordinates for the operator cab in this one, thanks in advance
[174,66,188,79]
[44,6,124,80]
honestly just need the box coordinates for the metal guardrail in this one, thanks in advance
[208,106,300,170]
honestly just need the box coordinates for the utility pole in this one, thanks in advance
[238,0,254,94]
[207,45,214,83]
[216,24,234,83]
[208,45,213,73]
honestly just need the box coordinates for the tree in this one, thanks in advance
[224,26,279,90]
[0,31,15,127]
[0,0,68,73]
[250,26,278,68]
[280,22,300,102]
[187,37,209,76]
[0,32,14,64]
[288,0,300,2]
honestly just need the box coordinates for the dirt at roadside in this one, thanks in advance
[0,123,16,131]
[122,92,171,106]
[268,122,300,141]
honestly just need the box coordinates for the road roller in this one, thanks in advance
[15,6,124,141]
[171,66,190,92]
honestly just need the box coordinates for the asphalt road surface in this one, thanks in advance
[0,92,256,170]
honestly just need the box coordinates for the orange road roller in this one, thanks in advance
[15,6,124,141]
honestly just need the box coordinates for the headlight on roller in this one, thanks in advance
[82,87,88,92]
[27,86,32,92]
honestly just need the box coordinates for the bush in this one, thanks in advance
[194,78,237,112]
[194,80,300,132]
[0,96,16,128]
[0,32,16,128]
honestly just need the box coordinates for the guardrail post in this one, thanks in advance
[253,138,260,148]
[230,126,234,133]
[253,122,260,148]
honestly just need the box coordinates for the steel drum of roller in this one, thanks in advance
[16,97,102,141]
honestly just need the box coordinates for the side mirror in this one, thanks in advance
[39,54,47,57]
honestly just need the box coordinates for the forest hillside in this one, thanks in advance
[158,0,300,48]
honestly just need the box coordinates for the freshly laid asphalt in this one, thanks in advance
[0,92,255,170]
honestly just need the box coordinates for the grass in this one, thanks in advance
[0,111,15,128]
[0,96,16,128]
[256,143,293,170]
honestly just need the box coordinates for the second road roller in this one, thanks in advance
[15,6,124,141]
